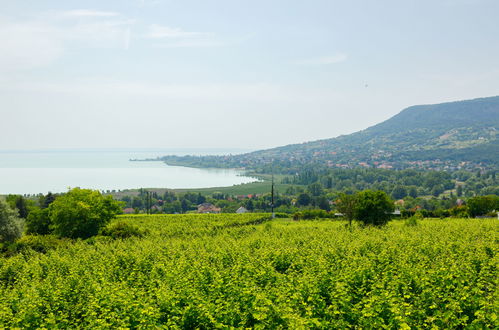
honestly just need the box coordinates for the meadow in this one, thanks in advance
[0,214,497,328]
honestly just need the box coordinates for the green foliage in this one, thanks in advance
[159,96,499,171]
[404,216,419,227]
[101,221,147,239]
[25,208,51,235]
[449,205,470,218]
[296,193,311,206]
[336,193,357,225]
[354,190,394,226]
[0,199,23,244]
[9,235,68,254]
[0,215,496,328]
[48,188,124,239]
[292,209,332,220]
[467,195,499,217]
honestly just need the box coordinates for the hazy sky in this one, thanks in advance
[1,0,499,151]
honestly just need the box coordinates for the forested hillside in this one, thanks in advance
[160,96,499,172]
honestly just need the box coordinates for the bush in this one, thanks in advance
[354,190,394,226]
[404,216,419,227]
[449,205,470,218]
[293,209,332,220]
[49,188,124,239]
[25,208,51,235]
[0,199,23,244]
[100,221,147,239]
[10,235,67,254]
[432,209,450,219]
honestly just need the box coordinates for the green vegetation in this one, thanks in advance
[352,190,394,226]
[157,96,499,171]
[0,199,23,244]
[0,215,497,328]
[108,169,497,219]
[25,188,123,239]
[467,195,499,217]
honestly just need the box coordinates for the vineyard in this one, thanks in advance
[0,214,497,328]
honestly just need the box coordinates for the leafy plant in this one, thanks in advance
[48,188,124,239]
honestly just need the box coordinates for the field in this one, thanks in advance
[0,215,497,328]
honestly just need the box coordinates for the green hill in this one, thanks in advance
[161,96,499,171]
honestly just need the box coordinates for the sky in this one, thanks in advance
[1,0,499,151]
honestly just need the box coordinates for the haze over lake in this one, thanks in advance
[0,149,255,195]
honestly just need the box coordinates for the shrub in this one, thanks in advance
[49,188,124,239]
[293,209,332,220]
[404,216,419,227]
[11,235,67,254]
[449,205,470,218]
[100,221,146,239]
[0,199,23,244]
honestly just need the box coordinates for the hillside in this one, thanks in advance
[160,96,499,172]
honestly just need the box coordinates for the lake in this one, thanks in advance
[0,149,256,195]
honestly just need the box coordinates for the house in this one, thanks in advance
[123,207,135,214]
[394,199,405,206]
[236,206,248,214]
[197,203,221,214]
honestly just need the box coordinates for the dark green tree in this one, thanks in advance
[391,186,407,199]
[308,183,324,197]
[467,195,499,217]
[42,192,56,209]
[296,193,311,206]
[408,186,418,198]
[26,208,51,235]
[354,190,394,226]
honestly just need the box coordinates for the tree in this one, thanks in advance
[431,184,445,197]
[391,186,407,199]
[408,186,418,198]
[296,193,311,206]
[48,188,123,239]
[0,199,23,244]
[41,192,56,209]
[15,196,30,218]
[245,199,255,211]
[467,195,499,217]
[26,208,51,235]
[336,193,357,227]
[316,196,331,211]
[308,183,324,197]
[354,190,394,226]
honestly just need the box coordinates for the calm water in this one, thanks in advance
[0,149,255,195]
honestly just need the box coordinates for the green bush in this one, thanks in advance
[49,188,124,239]
[404,216,419,227]
[293,209,332,220]
[449,205,470,218]
[100,221,147,239]
[10,235,67,254]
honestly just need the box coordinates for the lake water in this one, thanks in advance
[0,149,256,195]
